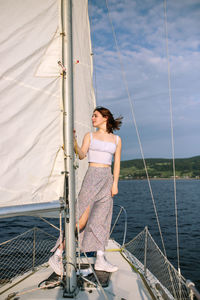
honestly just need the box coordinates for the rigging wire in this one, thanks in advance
[163,0,180,275]
[104,0,168,258]
[103,1,179,297]
[39,217,60,231]
[82,251,109,300]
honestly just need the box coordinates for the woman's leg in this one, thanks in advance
[77,205,90,231]
[50,205,90,254]
[48,205,91,275]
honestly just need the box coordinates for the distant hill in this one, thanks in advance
[119,156,200,179]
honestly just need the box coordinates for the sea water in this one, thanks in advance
[0,179,199,290]
[114,179,200,291]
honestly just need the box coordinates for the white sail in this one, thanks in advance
[73,0,96,194]
[0,0,95,212]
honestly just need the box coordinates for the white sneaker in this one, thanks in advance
[48,252,63,276]
[94,256,118,272]
[50,232,63,253]
[76,268,93,276]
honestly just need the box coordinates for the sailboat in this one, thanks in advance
[0,0,200,299]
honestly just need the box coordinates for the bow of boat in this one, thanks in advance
[1,239,153,300]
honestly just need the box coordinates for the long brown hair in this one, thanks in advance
[94,106,123,133]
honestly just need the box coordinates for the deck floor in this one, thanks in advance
[0,240,153,300]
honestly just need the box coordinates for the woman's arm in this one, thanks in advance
[112,137,122,197]
[74,131,90,160]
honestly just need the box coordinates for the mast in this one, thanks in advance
[61,0,78,297]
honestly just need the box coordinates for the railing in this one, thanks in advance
[1,218,199,300]
[123,227,200,300]
[186,281,200,300]
[0,205,127,291]
[109,204,127,247]
[0,227,56,289]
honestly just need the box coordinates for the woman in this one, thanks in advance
[49,106,122,275]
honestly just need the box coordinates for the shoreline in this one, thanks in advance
[119,177,200,181]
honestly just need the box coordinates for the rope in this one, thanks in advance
[73,130,81,272]
[104,0,167,258]
[106,248,121,252]
[73,132,79,169]
[163,0,180,275]
[6,280,61,299]
[0,228,34,246]
[76,186,81,274]
[59,211,63,279]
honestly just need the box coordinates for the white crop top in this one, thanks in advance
[88,133,119,165]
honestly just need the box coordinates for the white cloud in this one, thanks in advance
[89,0,200,159]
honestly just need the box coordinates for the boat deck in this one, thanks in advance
[1,240,153,300]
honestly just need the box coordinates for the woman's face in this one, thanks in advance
[92,110,107,128]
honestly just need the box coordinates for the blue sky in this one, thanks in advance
[88,0,200,161]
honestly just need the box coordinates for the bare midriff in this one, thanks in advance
[89,162,110,168]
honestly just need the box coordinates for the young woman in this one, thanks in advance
[49,106,122,275]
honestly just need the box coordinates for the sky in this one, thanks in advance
[88,0,200,161]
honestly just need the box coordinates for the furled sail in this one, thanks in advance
[0,0,95,216]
